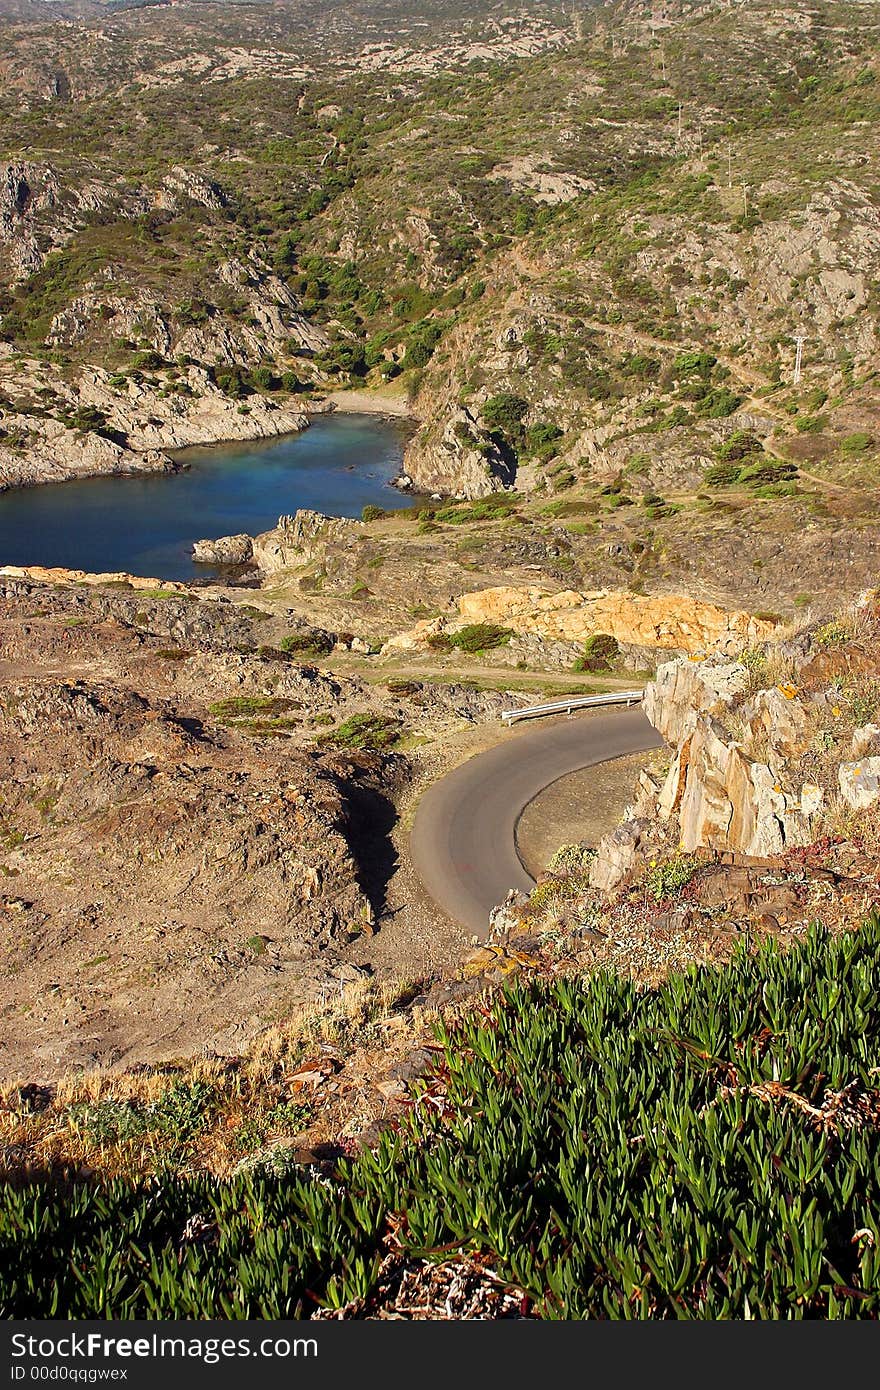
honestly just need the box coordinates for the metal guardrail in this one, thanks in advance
[501,690,644,725]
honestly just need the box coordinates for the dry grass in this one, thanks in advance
[0,976,427,1182]
[823,794,880,857]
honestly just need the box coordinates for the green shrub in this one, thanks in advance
[279,631,335,659]
[814,620,850,649]
[448,623,512,654]
[4,922,880,1318]
[230,1102,312,1156]
[547,843,596,878]
[249,365,279,392]
[67,1080,215,1149]
[316,713,401,750]
[795,414,827,434]
[671,349,717,380]
[716,430,763,463]
[645,853,698,902]
[694,387,742,418]
[573,633,620,672]
[130,350,165,371]
[434,496,516,525]
[524,422,563,459]
[704,462,742,486]
[840,432,873,455]
[481,393,529,435]
[59,405,111,437]
[361,504,386,522]
[738,458,797,486]
[209,696,298,721]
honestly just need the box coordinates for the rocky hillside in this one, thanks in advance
[0,0,876,619]
[489,592,880,977]
[591,594,880,891]
[0,569,520,1078]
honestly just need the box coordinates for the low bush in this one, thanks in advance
[738,458,797,486]
[573,633,620,672]
[316,713,401,750]
[840,432,873,455]
[448,623,512,654]
[3,923,879,1317]
[279,631,335,659]
[208,696,298,721]
[703,460,739,485]
[645,854,699,902]
[67,1080,215,1150]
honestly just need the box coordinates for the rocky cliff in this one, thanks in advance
[590,594,880,894]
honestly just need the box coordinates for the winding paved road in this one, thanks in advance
[411,708,663,938]
[411,711,658,939]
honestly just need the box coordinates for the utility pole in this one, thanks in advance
[727,141,733,187]
[741,181,748,218]
[793,335,806,386]
[677,101,683,145]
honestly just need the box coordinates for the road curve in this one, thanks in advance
[410,708,663,938]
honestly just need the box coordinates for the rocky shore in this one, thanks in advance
[0,356,312,492]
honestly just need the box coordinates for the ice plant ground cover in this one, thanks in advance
[2,920,879,1319]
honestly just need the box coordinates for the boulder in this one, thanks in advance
[677,716,814,858]
[589,817,656,894]
[800,783,825,817]
[744,684,811,756]
[192,533,253,565]
[838,757,880,810]
[643,658,749,745]
[251,510,360,574]
[851,724,880,759]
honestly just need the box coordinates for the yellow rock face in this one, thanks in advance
[455,585,779,654]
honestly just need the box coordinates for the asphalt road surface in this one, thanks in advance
[410,708,663,938]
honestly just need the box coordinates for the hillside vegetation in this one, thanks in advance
[2,0,880,1323]
[1,1,879,609]
[3,922,879,1318]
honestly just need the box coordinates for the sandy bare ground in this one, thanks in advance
[515,752,648,877]
[324,388,413,418]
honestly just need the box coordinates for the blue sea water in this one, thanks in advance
[0,413,413,581]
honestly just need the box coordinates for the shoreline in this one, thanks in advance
[321,387,413,419]
[0,391,417,497]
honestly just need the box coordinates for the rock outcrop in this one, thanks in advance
[386,586,780,660]
[192,534,254,566]
[404,407,512,500]
[672,716,815,858]
[590,653,828,893]
[642,658,750,743]
[838,758,880,810]
[251,510,361,574]
[0,358,310,491]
